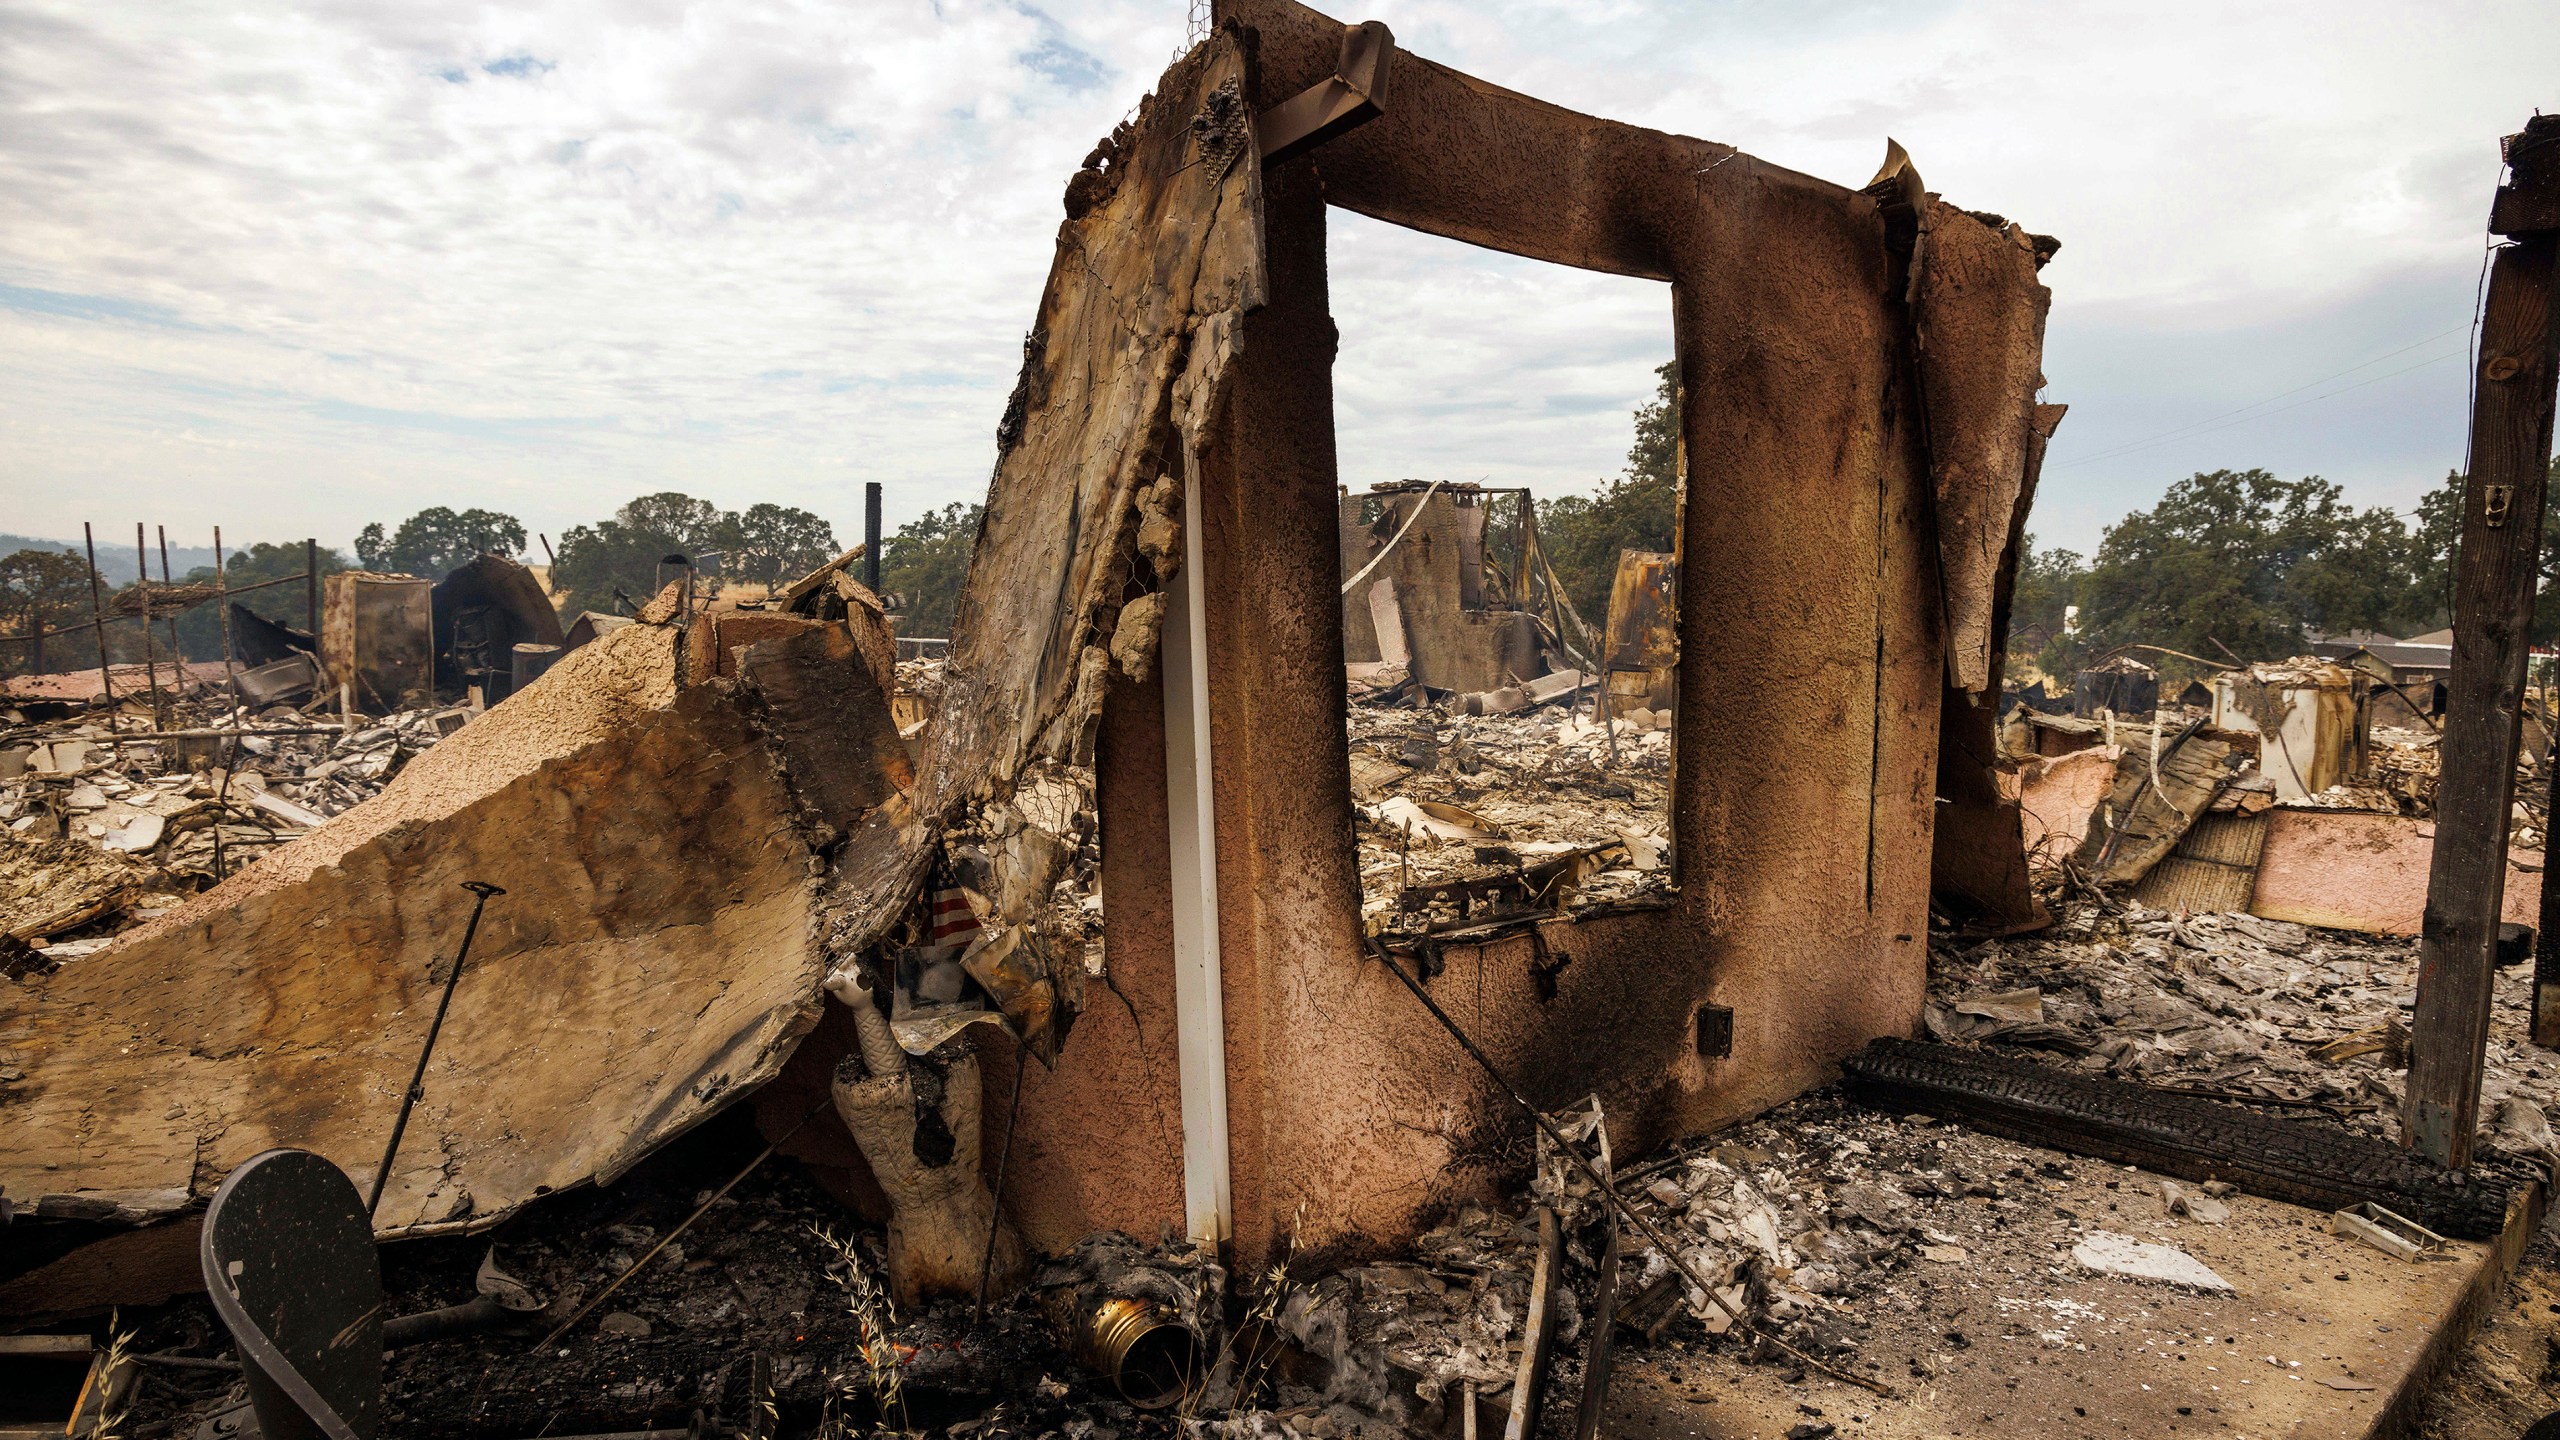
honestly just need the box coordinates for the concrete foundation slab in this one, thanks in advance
[1602,1163,2541,1440]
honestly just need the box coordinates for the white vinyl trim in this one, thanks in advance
[1162,467,1233,1244]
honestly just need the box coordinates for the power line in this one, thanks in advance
[2048,321,2472,471]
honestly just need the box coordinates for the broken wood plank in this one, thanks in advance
[243,788,328,829]
[1842,1038,2513,1240]
[2072,726,2244,886]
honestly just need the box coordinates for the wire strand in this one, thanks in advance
[2049,324,2471,471]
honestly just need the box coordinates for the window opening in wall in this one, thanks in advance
[1329,214,1682,938]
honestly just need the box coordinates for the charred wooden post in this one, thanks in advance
[135,524,160,724]
[81,522,113,706]
[863,481,883,595]
[156,525,183,676]
[2542,618,2560,1045]
[305,537,319,633]
[2408,114,2560,1165]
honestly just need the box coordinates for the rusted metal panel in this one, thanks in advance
[2130,811,2272,914]
[320,571,432,711]
[1600,549,1676,714]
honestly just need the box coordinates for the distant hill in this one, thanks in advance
[1,533,223,585]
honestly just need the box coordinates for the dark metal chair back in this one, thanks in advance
[200,1149,382,1440]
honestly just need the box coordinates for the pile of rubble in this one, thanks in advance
[1927,901,2560,1163]
[1,691,466,960]
[1195,894,2560,1440]
[2365,725,2442,817]
[1347,687,1675,928]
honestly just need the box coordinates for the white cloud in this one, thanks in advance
[0,0,2554,557]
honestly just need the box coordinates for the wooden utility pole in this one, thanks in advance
[2408,114,2560,1167]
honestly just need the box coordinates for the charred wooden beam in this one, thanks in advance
[1840,1038,2514,1240]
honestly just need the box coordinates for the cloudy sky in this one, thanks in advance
[2,1,2554,562]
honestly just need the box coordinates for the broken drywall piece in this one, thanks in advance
[1370,796,1501,843]
[1369,578,1411,667]
[2070,1231,2233,1292]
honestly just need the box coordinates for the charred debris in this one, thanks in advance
[4,10,2558,1440]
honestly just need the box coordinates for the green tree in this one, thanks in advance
[2007,535,2088,675]
[731,503,839,589]
[0,548,107,678]
[550,493,737,616]
[2077,469,2426,675]
[1537,360,1680,623]
[2408,457,2560,642]
[879,503,983,638]
[354,507,527,578]
[168,542,352,661]
[617,493,732,556]
[551,521,682,617]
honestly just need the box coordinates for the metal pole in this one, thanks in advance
[2407,115,2560,1166]
[368,880,505,1218]
[211,526,241,881]
[81,523,113,707]
[863,482,883,593]
[135,523,160,723]
[305,538,319,634]
[532,1098,829,1352]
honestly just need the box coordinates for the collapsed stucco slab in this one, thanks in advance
[0,620,908,1236]
[2250,809,2543,937]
